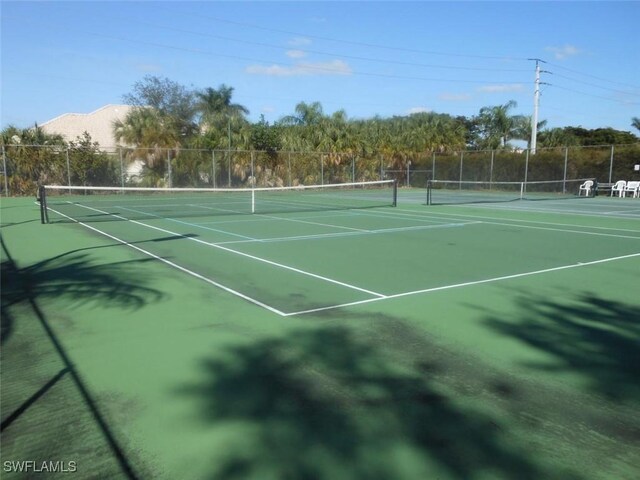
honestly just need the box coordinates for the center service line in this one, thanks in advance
[74,203,386,298]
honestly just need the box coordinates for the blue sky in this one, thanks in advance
[2,1,639,133]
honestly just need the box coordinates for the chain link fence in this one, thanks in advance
[2,144,639,196]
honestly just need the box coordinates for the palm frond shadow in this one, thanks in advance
[1,235,165,478]
[1,234,165,344]
[177,323,559,480]
[480,291,640,402]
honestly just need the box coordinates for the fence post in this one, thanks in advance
[321,154,324,186]
[251,150,255,187]
[228,151,231,187]
[380,155,384,180]
[609,145,615,183]
[2,145,8,196]
[119,148,125,189]
[166,150,172,188]
[489,150,495,189]
[432,152,436,181]
[212,150,216,187]
[563,147,569,194]
[458,151,463,188]
[287,151,292,187]
[66,148,72,190]
[523,149,529,193]
[352,156,355,183]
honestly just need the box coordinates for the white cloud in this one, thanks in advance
[438,93,472,101]
[545,44,581,60]
[286,50,307,59]
[477,84,525,93]
[246,60,352,77]
[288,37,312,47]
[407,107,431,114]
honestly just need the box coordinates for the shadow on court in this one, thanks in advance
[482,291,640,403]
[178,319,588,480]
[0,234,179,345]
[1,234,166,479]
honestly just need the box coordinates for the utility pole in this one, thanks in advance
[528,58,549,155]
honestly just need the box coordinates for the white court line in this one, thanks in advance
[120,202,477,244]
[46,205,287,316]
[46,203,640,318]
[373,207,640,239]
[215,222,477,246]
[284,252,640,316]
[445,202,640,219]
[118,205,259,241]
[69,203,386,298]
[258,212,369,233]
[196,210,362,226]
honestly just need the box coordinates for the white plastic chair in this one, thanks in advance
[623,181,640,198]
[578,180,593,197]
[611,180,626,197]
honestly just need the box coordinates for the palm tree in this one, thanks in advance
[280,102,324,127]
[1,124,67,192]
[477,100,522,149]
[195,85,249,132]
[513,116,548,149]
[113,108,178,152]
[537,128,580,148]
[113,107,182,185]
[632,117,640,133]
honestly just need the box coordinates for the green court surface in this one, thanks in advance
[1,190,639,479]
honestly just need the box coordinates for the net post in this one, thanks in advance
[392,180,398,207]
[426,180,432,206]
[119,148,125,191]
[251,188,255,214]
[520,182,524,200]
[38,185,49,224]
[212,150,216,188]
[66,148,72,191]
[2,145,8,196]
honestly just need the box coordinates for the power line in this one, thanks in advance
[549,84,640,105]
[546,61,640,90]
[551,73,640,97]
[128,17,531,74]
[50,27,531,86]
[158,6,531,62]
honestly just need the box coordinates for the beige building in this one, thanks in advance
[41,104,132,149]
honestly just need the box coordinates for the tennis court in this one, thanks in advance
[2,184,639,479]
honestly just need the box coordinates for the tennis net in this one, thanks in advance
[426,178,594,205]
[40,180,397,223]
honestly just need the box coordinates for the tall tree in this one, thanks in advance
[476,100,524,149]
[514,116,548,149]
[121,76,198,144]
[1,124,67,192]
[67,132,118,186]
[194,84,250,150]
[195,85,249,127]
